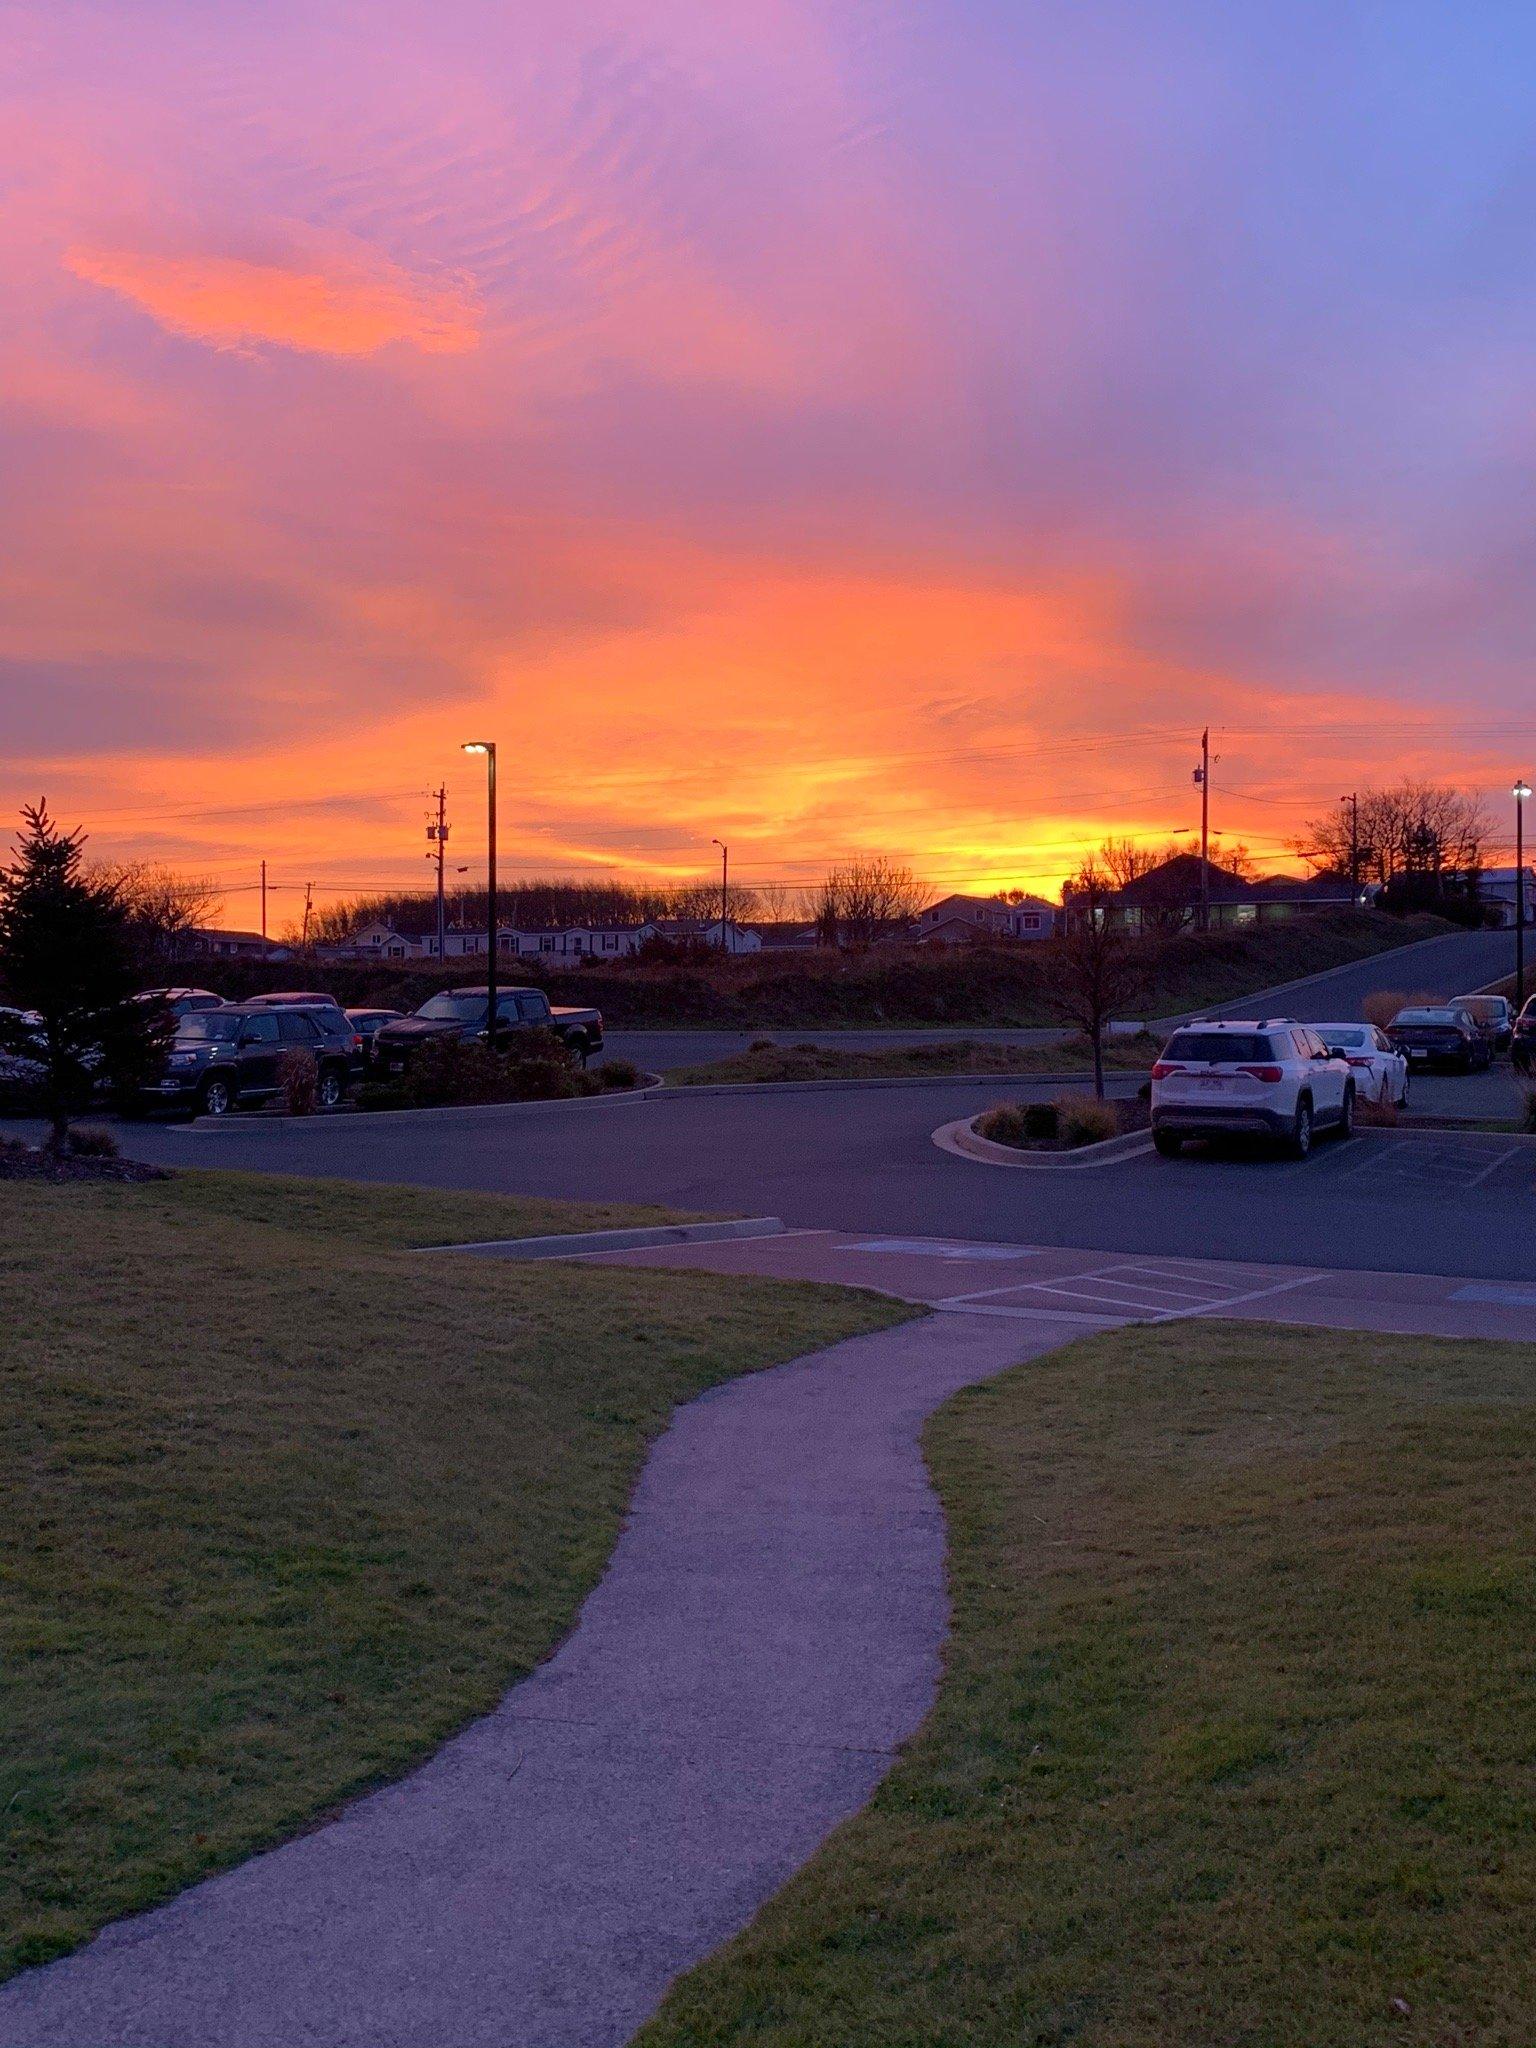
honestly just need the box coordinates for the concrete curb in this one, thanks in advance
[183,1076,663,1132]
[932,1114,1154,1170]
[662,1069,1151,1099]
[417,1217,785,1258]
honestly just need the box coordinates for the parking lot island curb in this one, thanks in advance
[418,1217,786,1258]
[933,1116,1154,1170]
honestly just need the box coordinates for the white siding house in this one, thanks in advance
[915,894,1055,944]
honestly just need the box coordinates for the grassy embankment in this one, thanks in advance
[0,1171,911,1982]
[641,1320,1536,2047]
[666,1035,1161,1086]
[184,911,1456,1030]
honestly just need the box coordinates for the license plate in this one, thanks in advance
[1409,1049,1428,1061]
[389,1060,404,1073]
[1199,1075,1226,1089]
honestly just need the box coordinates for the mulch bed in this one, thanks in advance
[0,1140,169,1184]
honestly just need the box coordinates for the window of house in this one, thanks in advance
[540,935,555,952]
[1020,912,1041,930]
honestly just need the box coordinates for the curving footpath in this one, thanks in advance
[0,1312,1072,2048]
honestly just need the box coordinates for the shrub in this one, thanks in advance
[389,1032,602,1111]
[976,1103,1031,1147]
[1022,1102,1059,1141]
[276,1047,318,1115]
[596,1057,642,1090]
[1054,1090,1121,1148]
[749,1036,776,1052]
[64,1124,119,1158]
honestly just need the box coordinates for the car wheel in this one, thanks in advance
[565,1032,588,1067]
[1153,1129,1183,1158]
[316,1065,345,1109]
[199,1075,234,1117]
[1398,1071,1410,1108]
[1338,1084,1355,1140]
[1287,1098,1313,1159]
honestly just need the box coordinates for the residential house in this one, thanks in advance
[649,917,762,954]
[187,927,289,960]
[1070,854,1361,932]
[914,893,1056,945]
[1478,867,1535,928]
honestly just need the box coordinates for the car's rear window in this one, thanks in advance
[1317,1027,1366,1049]
[1162,1032,1276,1064]
[1394,1008,1458,1026]
[1457,998,1500,1018]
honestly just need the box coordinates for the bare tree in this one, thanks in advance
[1050,859,1143,1098]
[803,857,931,948]
[1096,836,1161,890]
[97,861,220,971]
[1293,783,1490,890]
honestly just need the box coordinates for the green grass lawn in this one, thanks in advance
[0,1170,911,1982]
[666,1035,1160,1086]
[640,1320,1536,2047]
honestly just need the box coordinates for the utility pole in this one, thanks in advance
[712,838,729,951]
[426,786,450,962]
[1515,779,1531,1014]
[1341,792,1359,898]
[1194,729,1211,931]
[301,881,314,953]
[260,859,268,957]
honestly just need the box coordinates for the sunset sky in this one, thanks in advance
[5,1,1536,925]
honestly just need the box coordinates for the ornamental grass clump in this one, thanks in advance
[1054,1090,1121,1148]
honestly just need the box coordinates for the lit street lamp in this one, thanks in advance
[1515,778,1531,1013]
[462,742,498,1039]
[711,837,729,952]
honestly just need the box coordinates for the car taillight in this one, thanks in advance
[1236,1064,1284,1082]
[1346,1055,1373,1068]
[352,1034,363,1051]
[1151,1061,1182,1079]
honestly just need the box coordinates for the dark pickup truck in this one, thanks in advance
[371,986,604,1071]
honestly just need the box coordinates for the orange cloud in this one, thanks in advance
[64,244,480,357]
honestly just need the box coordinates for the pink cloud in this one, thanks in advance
[64,242,480,358]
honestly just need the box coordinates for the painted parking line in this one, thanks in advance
[934,1256,1328,1327]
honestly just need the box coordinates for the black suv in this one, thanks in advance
[143,1002,355,1115]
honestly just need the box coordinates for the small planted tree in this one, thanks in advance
[1050,859,1143,1099]
[0,803,169,1148]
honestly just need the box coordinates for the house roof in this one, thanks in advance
[1111,855,1354,907]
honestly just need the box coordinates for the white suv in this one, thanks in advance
[1150,1018,1355,1159]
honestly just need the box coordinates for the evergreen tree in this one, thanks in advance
[0,803,168,1146]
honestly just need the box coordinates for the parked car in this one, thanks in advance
[132,987,225,1019]
[245,990,344,1010]
[1387,1005,1492,1072]
[1314,1024,1410,1108]
[1451,993,1514,1054]
[142,1001,354,1116]
[1514,996,1536,1073]
[371,986,604,1073]
[1150,1017,1354,1158]
[345,1007,405,1063]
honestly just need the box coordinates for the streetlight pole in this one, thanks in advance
[1515,779,1531,1013]
[463,743,498,1038]
[712,838,728,952]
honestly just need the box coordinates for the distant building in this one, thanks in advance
[649,917,762,954]
[1067,854,1361,932]
[914,893,1056,945]
[1479,867,1535,928]
[187,927,288,960]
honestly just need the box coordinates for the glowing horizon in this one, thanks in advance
[4,2,1536,924]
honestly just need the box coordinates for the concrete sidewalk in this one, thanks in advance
[0,1313,1067,2048]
